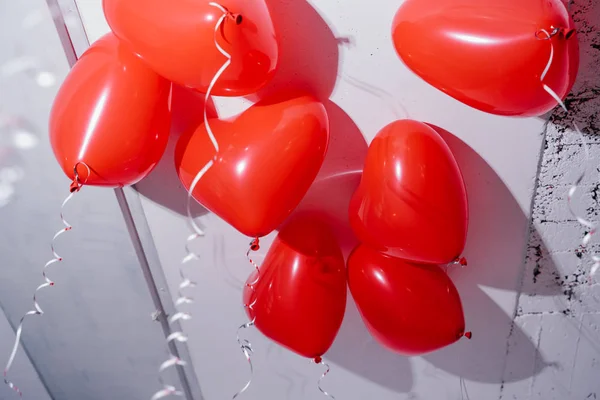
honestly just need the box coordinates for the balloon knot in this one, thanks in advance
[463,331,472,340]
[71,162,90,191]
[69,180,81,193]
[454,257,468,267]
[221,5,242,25]
[231,13,243,25]
[314,356,322,364]
[535,26,575,41]
[562,28,576,40]
[250,237,260,251]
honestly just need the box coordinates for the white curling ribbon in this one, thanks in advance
[179,278,194,289]
[159,357,187,371]
[232,243,261,400]
[169,312,192,324]
[537,28,597,279]
[316,360,336,400]
[174,297,194,306]
[591,256,600,277]
[181,253,198,264]
[167,332,188,343]
[150,3,233,399]
[150,385,184,400]
[4,186,80,397]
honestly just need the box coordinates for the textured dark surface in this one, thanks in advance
[502,1,600,398]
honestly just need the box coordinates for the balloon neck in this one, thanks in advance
[561,28,576,40]
[314,356,323,364]
[230,13,243,25]
[69,180,81,193]
[211,3,243,25]
[71,161,90,191]
[453,257,468,267]
[535,27,576,40]
[250,237,260,251]
[223,8,242,25]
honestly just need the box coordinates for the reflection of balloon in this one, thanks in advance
[49,33,171,187]
[175,92,329,238]
[243,216,347,358]
[392,0,579,116]
[349,120,468,265]
[102,0,278,96]
[347,244,466,356]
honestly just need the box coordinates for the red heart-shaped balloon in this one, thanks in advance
[50,33,171,187]
[103,0,278,96]
[392,0,579,116]
[348,244,466,356]
[175,92,329,237]
[243,216,347,358]
[349,120,468,264]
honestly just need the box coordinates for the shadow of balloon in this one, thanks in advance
[415,7,600,382]
[423,287,551,383]
[421,125,552,383]
[253,0,360,251]
[323,124,554,390]
[137,0,344,215]
[253,0,342,102]
[282,101,413,391]
[133,85,215,217]
[132,0,563,389]
[329,294,414,392]
[433,125,560,297]
[264,342,312,399]
[287,100,367,258]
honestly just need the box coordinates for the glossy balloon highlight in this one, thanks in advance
[349,120,468,265]
[243,216,347,358]
[103,0,278,96]
[347,244,466,355]
[392,0,579,116]
[175,92,329,238]
[49,33,171,187]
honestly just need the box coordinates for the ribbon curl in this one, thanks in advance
[150,3,235,399]
[4,162,89,397]
[536,27,598,280]
[313,357,335,400]
[232,238,260,400]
